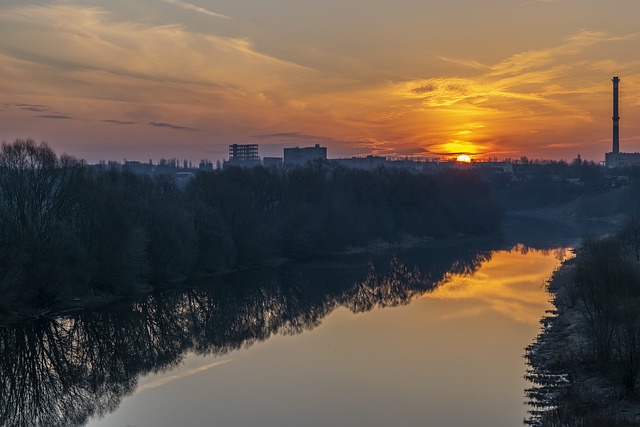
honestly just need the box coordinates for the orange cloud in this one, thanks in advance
[1,3,639,162]
[374,30,640,157]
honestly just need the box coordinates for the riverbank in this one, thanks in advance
[526,256,640,426]
[0,142,505,317]
[0,290,146,325]
[0,233,498,325]
[1,208,605,326]
[0,237,567,427]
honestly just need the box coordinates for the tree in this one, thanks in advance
[620,211,640,262]
[0,139,86,306]
[0,139,83,240]
[572,237,640,394]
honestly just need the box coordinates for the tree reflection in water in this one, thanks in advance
[0,242,494,427]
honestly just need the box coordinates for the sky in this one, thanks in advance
[1,0,639,163]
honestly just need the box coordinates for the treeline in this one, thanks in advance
[571,235,640,394]
[497,156,610,210]
[526,223,640,425]
[496,161,640,221]
[0,139,503,311]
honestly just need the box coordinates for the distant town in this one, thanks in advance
[103,142,513,187]
[98,76,640,189]
[94,138,639,191]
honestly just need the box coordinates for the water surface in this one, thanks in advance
[0,242,569,427]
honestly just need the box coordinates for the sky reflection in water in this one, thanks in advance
[86,245,565,427]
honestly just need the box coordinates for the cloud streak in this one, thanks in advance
[149,121,195,131]
[0,4,311,93]
[37,115,74,120]
[252,131,328,141]
[413,31,639,103]
[164,0,231,20]
[11,103,53,112]
[400,31,628,108]
[102,119,136,125]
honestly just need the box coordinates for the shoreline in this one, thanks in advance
[525,258,640,426]
[0,233,497,326]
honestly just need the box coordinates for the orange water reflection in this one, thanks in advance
[83,245,572,427]
[426,245,572,326]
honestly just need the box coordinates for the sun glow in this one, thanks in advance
[456,154,472,163]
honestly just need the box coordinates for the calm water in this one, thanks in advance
[0,240,571,427]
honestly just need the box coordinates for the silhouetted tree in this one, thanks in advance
[570,237,640,394]
[620,212,640,262]
[0,140,505,312]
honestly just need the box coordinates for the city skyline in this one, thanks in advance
[1,0,639,163]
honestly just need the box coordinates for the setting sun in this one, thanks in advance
[1,2,639,163]
[456,154,472,163]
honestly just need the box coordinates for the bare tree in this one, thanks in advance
[620,211,640,262]
[0,139,83,241]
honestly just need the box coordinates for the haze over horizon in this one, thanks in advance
[1,0,639,164]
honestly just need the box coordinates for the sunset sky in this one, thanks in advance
[1,0,639,163]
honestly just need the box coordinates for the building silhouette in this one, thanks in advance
[225,144,260,168]
[605,77,640,168]
[263,157,283,168]
[333,155,386,170]
[284,144,327,165]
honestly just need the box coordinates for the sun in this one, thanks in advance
[456,154,472,163]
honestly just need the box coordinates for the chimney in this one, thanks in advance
[612,76,620,154]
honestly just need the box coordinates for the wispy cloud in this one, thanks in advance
[0,4,310,94]
[37,114,74,120]
[252,131,326,141]
[401,30,640,109]
[102,119,136,125]
[9,103,53,112]
[489,31,614,77]
[149,121,195,131]
[438,57,491,71]
[540,142,581,149]
[164,0,231,20]
[399,77,525,107]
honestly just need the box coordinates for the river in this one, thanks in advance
[0,237,575,427]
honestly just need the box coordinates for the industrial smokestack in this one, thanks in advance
[613,76,620,154]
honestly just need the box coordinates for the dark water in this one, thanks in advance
[0,235,577,427]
